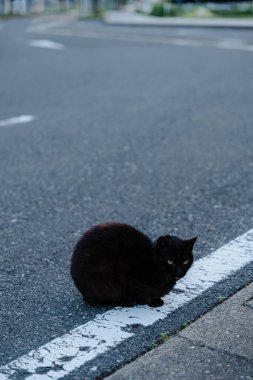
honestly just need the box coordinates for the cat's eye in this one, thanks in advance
[167,260,174,265]
[183,260,189,265]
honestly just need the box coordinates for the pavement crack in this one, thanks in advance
[178,335,253,364]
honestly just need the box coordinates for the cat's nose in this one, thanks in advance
[176,270,183,279]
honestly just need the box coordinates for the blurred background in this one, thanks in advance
[1,0,253,19]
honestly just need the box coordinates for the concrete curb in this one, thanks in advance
[103,11,253,28]
[106,282,253,380]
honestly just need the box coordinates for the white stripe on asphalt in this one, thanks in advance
[40,28,253,52]
[1,229,253,380]
[0,115,35,128]
[26,13,78,33]
[29,40,64,50]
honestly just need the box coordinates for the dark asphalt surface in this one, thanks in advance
[0,15,253,379]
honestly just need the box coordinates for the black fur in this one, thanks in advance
[71,222,197,307]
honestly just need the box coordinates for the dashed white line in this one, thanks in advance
[1,228,253,380]
[26,18,253,53]
[37,28,253,52]
[29,40,64,50]
[0,115,35,128]
[26,13,78,33]
[216,38,253,52]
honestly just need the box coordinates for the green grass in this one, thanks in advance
[150,3,253,18]
[150,3,177,17]
[0,6,79,18]
[0,13,28,19]
[151,332,171,349]
[79,9,104,20]
[43,6,79,15]
[217,295,228,303]
[212,8,253,18]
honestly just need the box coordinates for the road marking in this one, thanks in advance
[35,28,253,52]
[216,39,253,52]
[29,40,64,50]
[26,13,78,33]
[0,115,35,128]
[1,228,253,380]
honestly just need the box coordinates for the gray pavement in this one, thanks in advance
[107,282,253,380]
[104,10,253,28]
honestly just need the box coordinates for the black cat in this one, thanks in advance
[71,223,197,307]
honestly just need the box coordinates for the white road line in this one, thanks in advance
[0,115,35,128]
[216,39,253,52]
[1,229,253,380]
[26,13,78,33]
[29,40,64,50]
[39,28,253,52]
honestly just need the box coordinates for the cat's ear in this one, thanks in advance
[185,237,198,250]
[154,236,171,252]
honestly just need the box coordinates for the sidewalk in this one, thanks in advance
[106,282,253,380]
[104,11,253,28]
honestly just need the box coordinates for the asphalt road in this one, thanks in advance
[0,14,253,379]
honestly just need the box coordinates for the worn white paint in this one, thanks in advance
[26,13,78,34]
[29,40,64,50]
[39,28,253,53]
[1,228,253,380]
[0,115,35,128]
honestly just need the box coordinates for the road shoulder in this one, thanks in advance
[103,11,253,28]
[106,282,253,380]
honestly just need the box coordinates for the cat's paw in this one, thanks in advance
[148,298,164,307]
